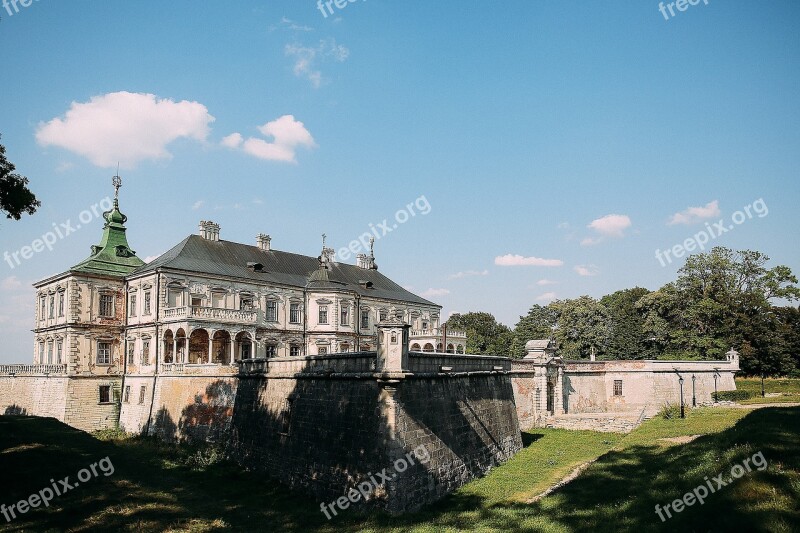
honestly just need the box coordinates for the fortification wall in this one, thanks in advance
[0,375,68,420]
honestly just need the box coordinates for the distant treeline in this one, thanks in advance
[445,247,800,377]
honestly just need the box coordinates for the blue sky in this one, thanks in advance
[0,0,798,363]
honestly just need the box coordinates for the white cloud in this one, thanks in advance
[668,200,721,225]
[447,270,489,280]
[223,115,316,163]
[221,133,243,149]
[581,214,632,245]
[1,276,22,291]
[285,39,349,88]
[421,288,450,298]
[536,292,557,301]
[574,264,600,277]
[192,200,205,210]
[536,279,559,286]
[494,254,563,267]
[36,91,215,168]
[279,16,313,32]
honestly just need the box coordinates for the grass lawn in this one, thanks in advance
[736,377,800,404]
[0,406,797,532]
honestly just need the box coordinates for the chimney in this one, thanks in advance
[256,233,271,251]
[198,220,220,241]
[356,253,369,269]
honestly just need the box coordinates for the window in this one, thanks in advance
[614,380,623,397]
[168,288,183,307]
[266,300,278,322]
[422,321,429,331]
[340,305,349,326]
[379,310,388,321]
[38,342,44,364]
[240,297,253,311]
[139,385,146,405]
[97,342,111,365]
[129,294,137,316]
[49,295,55,318]
[340,343,349,353]
[318,346,328,355]
[56,340,63,364]
[191,297,202,307]
[319,305,328,325]
[211,291,225,308]
[361,310,370,329]
[142,340,150,365]
[143,291,151,315]
[39,296,46,320]
[266,344,277,358]
[290,303,301,324]
[290,345,301,357]
[123,385,130,403]
[47,341,54,364]
[99,294,114,317]
[127,342,135,365]
[99,385,111,404]
[57,292,65,317]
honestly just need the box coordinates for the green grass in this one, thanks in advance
[1,406,798,532]
[736,377,800,404]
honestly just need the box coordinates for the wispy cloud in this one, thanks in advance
[581,214,632,246]
[36,91,214,169]
[1,276,23,291]
[285,39,349,88]
[278,16,313,32]
[222,115,316,163]
[192,200,205,210]
[447,269,489,280]
[495,254,563,267]
[421,288,450,298]
[535,279,559,286]
[668,200,720,225]
[574,264,600,277]
[536,292,557,301]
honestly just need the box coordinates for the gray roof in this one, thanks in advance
[128,235,438,307]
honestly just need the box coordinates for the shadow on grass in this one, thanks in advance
[521,433,545,448]
[1,408,798,532]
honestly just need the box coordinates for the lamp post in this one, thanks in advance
[678,374,685,419]
[692,374,696,407]
[713,368,719,402]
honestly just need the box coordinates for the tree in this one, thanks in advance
[550,296,611,359]
[444,312,514,356]
[511,304,559,357]
[0,135,40,221]
[600,287,654,359]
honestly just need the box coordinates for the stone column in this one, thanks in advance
[229,339,236,364]
[208,336,213,364]
[172,339,177,363]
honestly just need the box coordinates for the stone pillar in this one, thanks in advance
[230,339,236,364]
[172,339,177,363]
[208,337,214,364]
[376,319,411,373]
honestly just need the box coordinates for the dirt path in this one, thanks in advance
[731,402,800,409]
[526,459,598,504]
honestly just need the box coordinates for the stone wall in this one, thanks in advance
[512,356,739,431]
[0,375,68,420]
[0,373,121,432]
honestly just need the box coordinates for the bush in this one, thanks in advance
[659,403,682,419]
[183,445,226,470]
[712,390,753,402]
[93,427,131,441]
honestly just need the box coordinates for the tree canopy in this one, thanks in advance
[0,135,40,221]
[461,247,799,376]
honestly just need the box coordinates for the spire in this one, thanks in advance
[71,175,144,277]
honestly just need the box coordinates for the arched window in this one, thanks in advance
[411,343,421,351]
[423,343,434,353]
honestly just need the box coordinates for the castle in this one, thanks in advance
[0,177,740,513]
